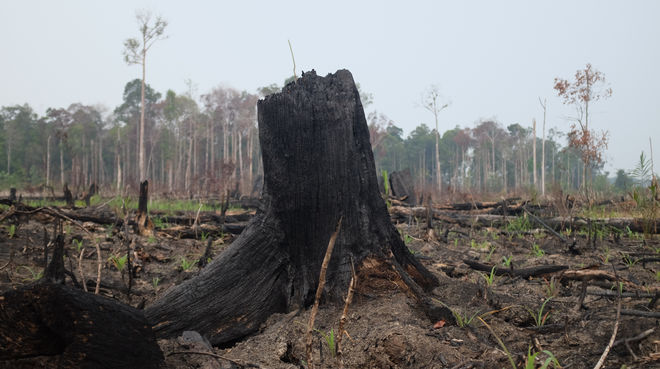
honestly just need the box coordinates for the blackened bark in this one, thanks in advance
[63,183,74,208]
[145,69,438,345]
[0,283,163,369]
[8,188,16,203]
[390,169,417,205]
[135,180,154,236]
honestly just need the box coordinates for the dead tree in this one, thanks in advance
[389,169,417,205]
[63,183,74,208]
[146,69,438,345]
[135,180,154,236]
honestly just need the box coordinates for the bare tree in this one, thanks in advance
[422,86,449,195]
[123,10,167,182]
[554,63,612,190]
[539,98,547,196]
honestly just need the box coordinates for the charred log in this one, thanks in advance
[0,283,163,369]
[145,69,438,345]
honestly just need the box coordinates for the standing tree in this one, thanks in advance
[123,10,167,182]
[554,64,612,190]
[422,86,449,195]
[146,70,438,345]
[539,98,547,196]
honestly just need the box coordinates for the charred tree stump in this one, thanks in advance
[135,180,154,237]
[82,183,98,207]
[0,283,163,368]
[145,69,438,345]
[8,188,16,203]
[63,183,74,208]
[389,170,416,205]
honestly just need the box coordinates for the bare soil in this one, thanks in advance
[1,203,659,368]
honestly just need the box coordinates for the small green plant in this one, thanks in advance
[622,253,638,267]
[180,257,195,271]
[433,298,481,328]
[109,254,128,272]
[151,216,165,229]
[20,266,43,281]
[563,227,572,237]
[480,266,497,287]
[152,276,161,289]
[507,215,531,233]
[72,239,84,252]
[524,346,561,369]
[543,277,558,298]
[525,297,553,327]
[600,246,611,263]
[8,224,16,238]
[105,224,115,238]
[531,243,545,258]
[502,255,513,268]
[485,244,497,262]
[403,233,413,245]
[200,231,209,242]
[656,271,660,283]
[454,238,458,247]
[147,235,157,244]
[314,328,336,358]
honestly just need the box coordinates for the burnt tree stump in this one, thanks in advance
[135,180,154,237]
[63,183,74,208]
[145,69,438,345]
[0,283,163,369]
[389,169,417,205]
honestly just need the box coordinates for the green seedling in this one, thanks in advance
[147,235,157,244]
[109,254,128,272]
[403,234,413,245]
[152,276,160,289]
[200,231,209,242]
[502,255,513,268]
[525,297,553,327]
[622,253,638,267]
[454,238,458,247]
[72,239,84,252]
[432,298,481,328]
[485,245,496,262]
[543,277,558,298]
[20,266,43,281]
[314,328,336,358]
[525,347,561,369]
[180,257,195,271]
[531,243,545,258]
[8,224,16,238]
[481,266,497,287]
[601,246,611,264]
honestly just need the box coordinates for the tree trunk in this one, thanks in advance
[533,118,537,189]
[46,135,51,186]
[135,180,154,237]
[145,70,438,346]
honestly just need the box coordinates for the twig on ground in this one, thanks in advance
[620,309,660,318]
[593,270,622,369]
[78,247,88,292]
[305,216,343,369]
[336,259,357,369]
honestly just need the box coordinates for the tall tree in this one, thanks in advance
[554,63,612,190]
[422,86,449,195]
[539,98,547,196]
[123,10,167,182]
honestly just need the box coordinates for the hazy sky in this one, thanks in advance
[1,1,659,173]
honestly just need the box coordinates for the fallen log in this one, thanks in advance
[0,283,163,368]
[463,259,568,279]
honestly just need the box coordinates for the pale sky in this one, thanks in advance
[1,1,659,174]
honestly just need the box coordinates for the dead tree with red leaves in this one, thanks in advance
[554,63,612,191]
